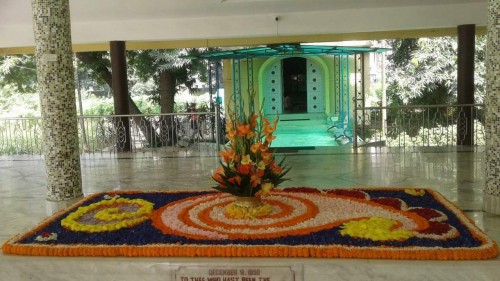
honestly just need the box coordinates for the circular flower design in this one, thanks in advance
[151,191,427,240]
[61,197,154,232]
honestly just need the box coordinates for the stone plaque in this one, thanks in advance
[41,54,58,62]
[174,266,298,281]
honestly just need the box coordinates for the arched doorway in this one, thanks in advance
[283,57,307,113]
[262,57,325,115]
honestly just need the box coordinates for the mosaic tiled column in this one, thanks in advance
[32,0,83,205]
[483,0,500,214]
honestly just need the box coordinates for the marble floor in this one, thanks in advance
[1,146,499,281]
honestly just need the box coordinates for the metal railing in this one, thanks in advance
[0,111,225,156]
[0,104,487,155]
[354,104,485,147]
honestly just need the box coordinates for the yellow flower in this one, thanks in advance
[260,182,274,196]
[257,160,266,170]
[340,217,414,241]
[225,202,273,219]
[405,189,426,196]
[241,154,252,165]
[226,129,236,141]
[61,197,154,233]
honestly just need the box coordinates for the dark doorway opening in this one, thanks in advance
[283,57,307,113]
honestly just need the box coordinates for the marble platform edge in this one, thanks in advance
[1,255,500,281]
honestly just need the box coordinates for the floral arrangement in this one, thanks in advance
[3,189,498,260]
[212,102,289,198]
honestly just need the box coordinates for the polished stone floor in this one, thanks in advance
[1,146,499,281]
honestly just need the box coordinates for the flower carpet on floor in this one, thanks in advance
[2,188,498,260]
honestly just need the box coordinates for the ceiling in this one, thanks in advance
[0,0,488,53]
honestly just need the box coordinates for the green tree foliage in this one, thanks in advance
[0,55,37,94]
[76,48,210,112]
[386,36,486,105]
[128,48,209,106]
[389,39,419,68]
[0,55,39,116]
[75,52,112,91]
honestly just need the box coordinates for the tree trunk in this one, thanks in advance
[159,70,178,145]
[75,52,161,147]
[110,41,132,152]
[128,96,161,147]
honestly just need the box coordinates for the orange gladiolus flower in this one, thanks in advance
[213,173,222,182]
[251,114,258,128]
[259,142,268,152]
[237,164,252,175]
[215,166,225,175]
[263,124,276,134]
[220,149,235,163]
[213,167,225,185]
[265,134,276,143]
[226,129,236,140]
[250,173,261,187]
[237,124,251,136]
[263,127,273,134]
[261,152,271,162]
[228,176,242,185]
[246,130,256,139]
[251,142,262,154]
[271,162,283,174]
[257,169,264,177]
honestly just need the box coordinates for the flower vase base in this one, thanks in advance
[225,197,272,219]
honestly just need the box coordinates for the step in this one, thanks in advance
[266,113,326,122]
[276,121,329,134]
